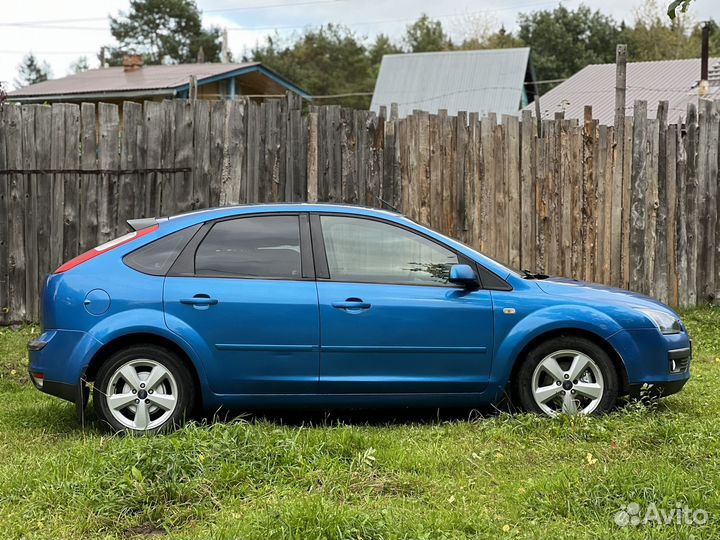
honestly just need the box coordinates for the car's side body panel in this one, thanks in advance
[316,281,494,393]
[164,276,320,394]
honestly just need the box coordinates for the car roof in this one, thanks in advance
[165,203,403,223]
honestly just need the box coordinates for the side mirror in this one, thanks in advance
[449,264,479,288]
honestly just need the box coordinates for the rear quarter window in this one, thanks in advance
[123,224,201,276]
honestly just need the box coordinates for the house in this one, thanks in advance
[526,57,720,124]
[7,54,310,105]
[370,48,537,118]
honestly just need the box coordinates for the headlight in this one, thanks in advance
[635,307,683,334]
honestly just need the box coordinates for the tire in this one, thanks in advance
[94,344,195,434]
[514,336,619,417]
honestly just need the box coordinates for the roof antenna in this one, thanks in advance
[375,195,399,213]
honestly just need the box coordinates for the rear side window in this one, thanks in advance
[194,216,302,279]
[124,225,200,276]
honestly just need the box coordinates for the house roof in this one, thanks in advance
[370,48,532,118]
[8,62,310,101]
[527,57,720,124]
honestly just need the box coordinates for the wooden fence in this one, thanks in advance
[1,94,719,322]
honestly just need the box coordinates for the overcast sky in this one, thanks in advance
[1,0,716,89]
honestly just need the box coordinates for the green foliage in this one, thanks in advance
[249,25,399,109]
[404,14,453,53]
[518,5,621,85]
[14,53,52,89]
[103,0,222,66]
[667,0,695,20]
[68,56,90,75]
[1,306,720,538]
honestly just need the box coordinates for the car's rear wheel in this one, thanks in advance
[515,336,619,417]
[94,344,195,434]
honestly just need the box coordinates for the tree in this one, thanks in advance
[459,25,524,50]
[69,56,90,74]
[103,0,222,65]
[250,25,380,108]
[14,53,51,88]
[517,6,621,86]
[404,14,453,53]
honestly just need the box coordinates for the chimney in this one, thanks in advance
[699,22,710,97]
[122,54,144,72]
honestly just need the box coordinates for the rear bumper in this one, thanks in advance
[28,329,100,405]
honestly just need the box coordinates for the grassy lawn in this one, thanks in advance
[1,309,720,539]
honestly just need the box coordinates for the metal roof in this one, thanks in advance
[8,62,310,100]
[370,48,531,118]
[526,57,720,124]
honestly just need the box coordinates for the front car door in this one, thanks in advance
[164,213,320,395]
[313,214,494,394]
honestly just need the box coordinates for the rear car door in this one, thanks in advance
[313,214,494,394]
[163,213,320,395]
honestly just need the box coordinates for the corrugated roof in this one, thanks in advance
[7,62,309,99]
[370,48,531,118]
[526,57,720,124]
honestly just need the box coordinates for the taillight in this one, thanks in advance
[30,372,44,389]
[53,224,159,274]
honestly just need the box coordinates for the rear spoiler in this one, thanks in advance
[127,217,158,231]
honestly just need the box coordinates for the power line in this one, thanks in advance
[0,0,347,28]
[0,0,558,32]
[225,1,559,32]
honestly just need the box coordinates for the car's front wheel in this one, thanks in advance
[94,344,195,434]
[515,336,619,417]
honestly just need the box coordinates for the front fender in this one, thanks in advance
[488,301,625,400]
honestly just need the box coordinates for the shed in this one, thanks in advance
[370,48,536,118]
[526,57,720,123]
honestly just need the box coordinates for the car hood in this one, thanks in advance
[534,277,675,313]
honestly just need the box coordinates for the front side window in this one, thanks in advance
[195,215,302,279]
[320,216,458,286]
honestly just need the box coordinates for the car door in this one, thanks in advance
[163,213,320,395]
[313,214,494,394]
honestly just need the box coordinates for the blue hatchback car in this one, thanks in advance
[28,204,691,433]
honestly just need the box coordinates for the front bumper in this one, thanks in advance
[628,378,689,398]
[608,328,691,394]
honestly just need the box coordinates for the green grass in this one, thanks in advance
[1,309,720,539]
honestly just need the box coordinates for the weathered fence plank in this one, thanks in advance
[629,101,648,293]
[6,105,27,321]
[0,106,7,324]
[21,105,38,320]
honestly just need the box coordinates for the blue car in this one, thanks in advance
[28,204,691,433]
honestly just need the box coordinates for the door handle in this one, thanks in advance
[331,298,371,310]
[180,296,218,306]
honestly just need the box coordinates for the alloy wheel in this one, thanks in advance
[531,349,605,417]
[104,359,179,431]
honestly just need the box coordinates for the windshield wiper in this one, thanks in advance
[521,269,549,280]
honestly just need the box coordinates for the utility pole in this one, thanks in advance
[699,22,710,97]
